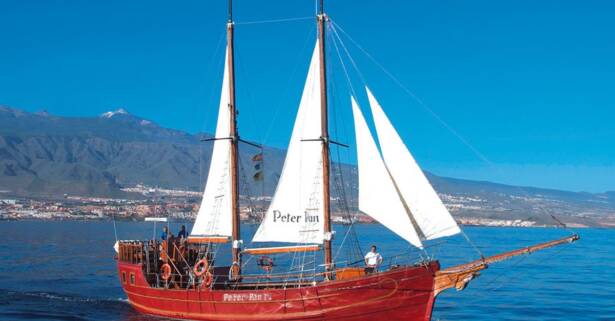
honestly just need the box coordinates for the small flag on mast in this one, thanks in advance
[252,152,264,181]
[253,171,264,181]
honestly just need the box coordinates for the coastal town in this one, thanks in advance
[0,184,359,224]
[0,195,371,224]
[3,184,606,228]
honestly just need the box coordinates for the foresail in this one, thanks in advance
[191,46,233,237]
[351,98,423,248]
[252,40,325,244]
[366,87,461,240]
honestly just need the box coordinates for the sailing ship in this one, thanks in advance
[115,1,579,320]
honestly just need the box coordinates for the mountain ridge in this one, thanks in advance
[1,106,613,226]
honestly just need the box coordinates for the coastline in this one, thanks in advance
[2,192,614,228]
[0,216,602,229]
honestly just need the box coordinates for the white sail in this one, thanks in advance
[366,87,461,240]
[252,40,325,244]
[191,47,233,237]
[351,98,423,248]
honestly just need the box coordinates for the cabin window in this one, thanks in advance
[121,271,126,284]
[130,272,135,285]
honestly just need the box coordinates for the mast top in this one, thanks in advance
[319,0,324,15]
[228,0,233,23]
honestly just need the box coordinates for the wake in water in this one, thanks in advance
[0,289,149,321]
[1,289,123,303]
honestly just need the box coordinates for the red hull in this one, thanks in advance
[118,261,440,321]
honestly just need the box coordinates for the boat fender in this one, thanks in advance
[161,263,172,281]
[203,271,213,288]
[229,262,241,281]
[233,239,243,249]
[194,259,209,277]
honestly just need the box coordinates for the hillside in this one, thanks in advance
[0,106,283,197]
[1,106,613,227]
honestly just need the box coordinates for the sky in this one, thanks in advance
[1,0,614,193]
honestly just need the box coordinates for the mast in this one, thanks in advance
[318,0,333,273]
[227,0,241,277]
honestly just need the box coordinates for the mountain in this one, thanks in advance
[425,174,615,227]
[1,106,613,226]
[0,106,284,197]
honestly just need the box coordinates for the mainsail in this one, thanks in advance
[252,40,325,244]
[190,47,233,238]
[351,98,423,248]
[366,87,460,240]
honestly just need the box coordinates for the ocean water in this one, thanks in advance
[0,221,612,321]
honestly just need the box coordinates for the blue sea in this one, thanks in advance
[0,221,612,321]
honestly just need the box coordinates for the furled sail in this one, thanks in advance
[351,98,423,248]
[366,87,461,240]
[252,40,325,244]
[190,47,233,237]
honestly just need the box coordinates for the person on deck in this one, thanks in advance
[177,225,187,240]
[364,245,383,274]
[161,226,169,241]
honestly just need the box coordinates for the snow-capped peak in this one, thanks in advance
[100,108,129,118]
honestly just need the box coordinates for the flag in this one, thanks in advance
[253,171,264,181]
[252,153,264,182]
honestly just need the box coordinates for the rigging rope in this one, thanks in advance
[260,26,316,146]
[235,16,313,26]
[198,31,226,137]
[330,20,493,166]
[112,212,118,242]
[328,19,486,260]
[198,31,226,195]
[331,50,363,261]
[439,242,569,317]
[326,24,364,264]
[460,229,485,259]
[331,28,584,230]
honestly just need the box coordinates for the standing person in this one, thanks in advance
[161,226,169,241]
[364,245,383,274]
[177,225,187,239]
[177,225,187,248]
[159,226,172,264]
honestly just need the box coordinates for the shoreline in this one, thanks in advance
[0,217,607,228]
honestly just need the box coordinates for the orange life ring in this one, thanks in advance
[257,256,274,272]
[161,263,172,281]
[202,271,213,287]
[193,259,209,277]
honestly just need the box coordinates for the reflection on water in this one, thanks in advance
[0,221,613,321]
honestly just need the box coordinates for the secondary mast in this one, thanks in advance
[318,0,333,273]
[227,0,241,278]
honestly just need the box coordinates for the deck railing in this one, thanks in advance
[117,240,429,289]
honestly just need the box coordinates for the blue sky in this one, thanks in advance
[1,0,614,193]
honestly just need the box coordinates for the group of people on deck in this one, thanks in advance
[159,225,203,267]
[159,225,190,263]
[160,226,384,274]
[161,225,187,241]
